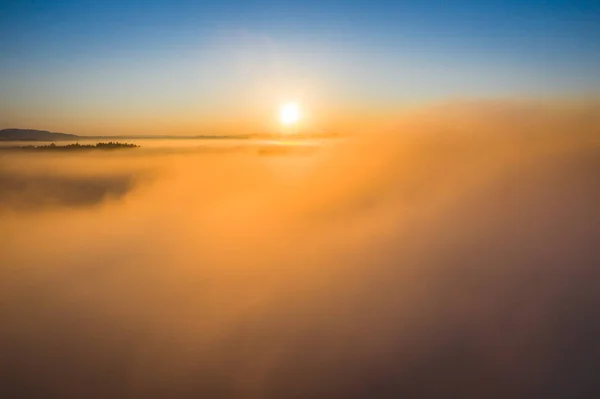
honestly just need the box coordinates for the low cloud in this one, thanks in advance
[1,100,599,398]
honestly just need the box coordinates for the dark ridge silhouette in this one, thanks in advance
[0,128,79,141]
[2,142,139,151]
[1,129,342,141]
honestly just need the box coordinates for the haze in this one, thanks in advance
[1,1,600,398]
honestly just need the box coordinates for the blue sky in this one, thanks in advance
[1,0,599,134]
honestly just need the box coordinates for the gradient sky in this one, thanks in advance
[1,0,599,135]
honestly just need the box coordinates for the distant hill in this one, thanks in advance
[0,129,79,141]
[0,128,342,141]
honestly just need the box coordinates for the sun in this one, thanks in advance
[279,102,302,126]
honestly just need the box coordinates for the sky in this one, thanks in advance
[1,0,599,135]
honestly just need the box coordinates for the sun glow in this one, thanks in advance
[279,102,302,126]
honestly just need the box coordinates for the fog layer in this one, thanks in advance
[1,101,599,398]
